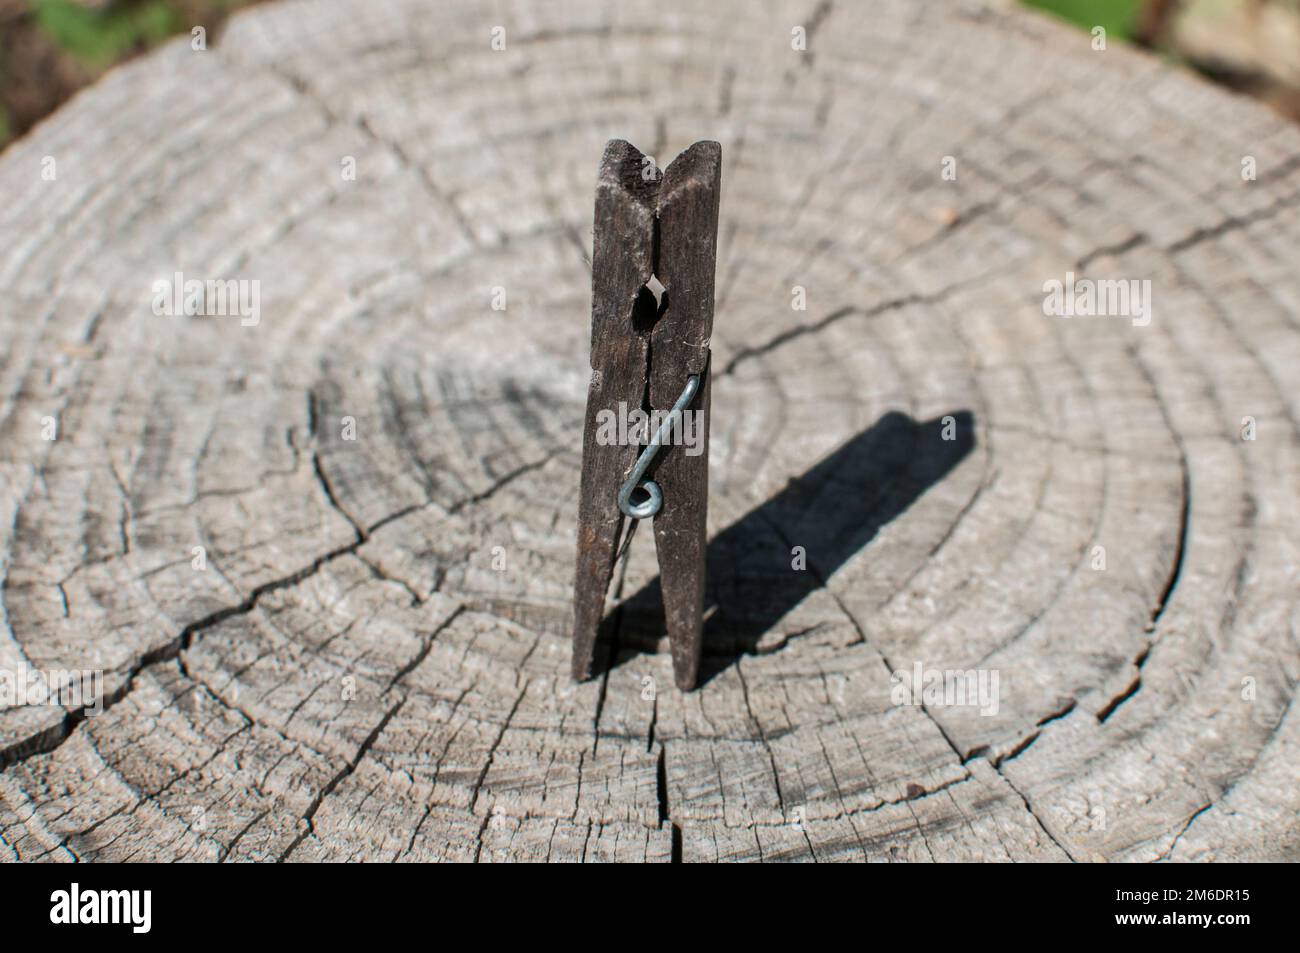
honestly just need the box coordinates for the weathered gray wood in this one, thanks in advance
[0,0,1298,862]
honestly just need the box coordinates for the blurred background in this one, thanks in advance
[0,0,1297,152]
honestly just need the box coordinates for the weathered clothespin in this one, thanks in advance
[572,139,722,691]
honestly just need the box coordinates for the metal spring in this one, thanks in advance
[617,375,700,519]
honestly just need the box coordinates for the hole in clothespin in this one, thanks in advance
[631,278,668,333]
[645,274,666,309]
[628,485,652,508]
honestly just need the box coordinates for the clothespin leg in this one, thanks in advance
[572,484,625,681]
[651,367,711,689]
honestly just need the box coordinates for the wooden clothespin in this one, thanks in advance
[572,139,722,691]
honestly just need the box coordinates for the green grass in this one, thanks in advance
[32,0,184,71]
[1023,0,1144,41]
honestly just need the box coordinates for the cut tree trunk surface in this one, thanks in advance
[1,0,1297,862]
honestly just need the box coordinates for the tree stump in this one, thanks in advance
[1,0,1297,862]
